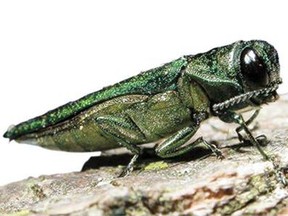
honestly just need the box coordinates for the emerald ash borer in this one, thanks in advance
[4,40,282,176]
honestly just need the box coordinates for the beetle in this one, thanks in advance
[4,40,282,176]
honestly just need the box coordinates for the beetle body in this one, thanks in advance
[4,40,281,166]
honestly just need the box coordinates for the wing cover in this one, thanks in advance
[4,58,187,139]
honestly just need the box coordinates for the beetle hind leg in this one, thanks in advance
[155,126,223,159]
[95,115,146,177]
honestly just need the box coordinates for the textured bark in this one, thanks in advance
[1,97,288,216]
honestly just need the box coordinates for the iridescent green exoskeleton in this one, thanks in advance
[4,40,282,176]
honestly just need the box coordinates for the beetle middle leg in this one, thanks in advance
[155,125,223,159]
[95,115,146,177]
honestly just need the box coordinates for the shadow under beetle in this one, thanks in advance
[4,40,282,176]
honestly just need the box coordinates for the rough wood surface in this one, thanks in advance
[1,97,288,216]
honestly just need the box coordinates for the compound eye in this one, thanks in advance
[240,48,269,86]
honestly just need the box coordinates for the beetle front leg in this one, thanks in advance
[219,111,269,160]
[95,115,146,177]
[155,125,223,159]
[235,109,268,146]
[236,109,259,143]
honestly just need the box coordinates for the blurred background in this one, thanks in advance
[0,0,287,186]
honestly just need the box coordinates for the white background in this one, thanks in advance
[0,0,287,186]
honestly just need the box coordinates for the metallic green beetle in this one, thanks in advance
[4,40,282,175]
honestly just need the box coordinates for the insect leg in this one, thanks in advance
[243,109,260,126]
[219,111,269,160]
[236,109,268,146]
[95,115,146,177]
[155,125,223,159]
